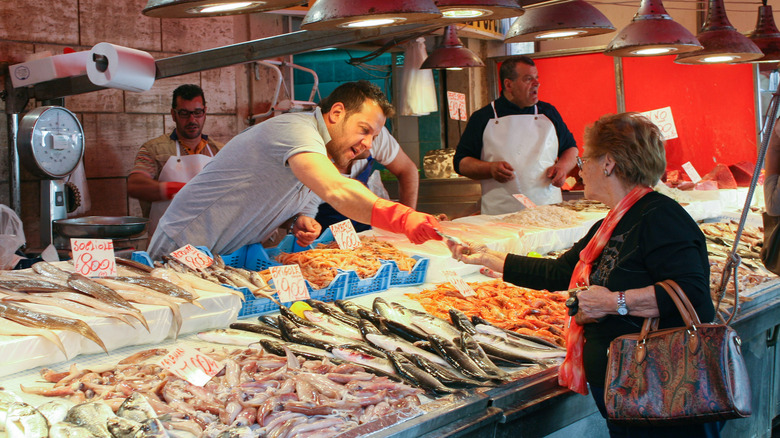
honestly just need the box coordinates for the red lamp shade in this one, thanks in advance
[745,4,780,63]
[675,0,763,64]
[142,0,305,17]
[504,0,614,43]
[301,0,442,30]
[421,26,485,70]
[604,0,702,57]
[434,0,524,21]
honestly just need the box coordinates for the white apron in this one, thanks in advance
[148,142,214,236]
[480,102,561,215]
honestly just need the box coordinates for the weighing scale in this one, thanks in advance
[17,106,85,249]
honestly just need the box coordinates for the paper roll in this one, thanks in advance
[87,42,156,92]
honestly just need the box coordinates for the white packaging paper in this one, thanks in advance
[87,42,155,92]
[10,51,90,88]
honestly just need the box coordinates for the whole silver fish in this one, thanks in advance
[65,402,117,438]
[302,310,363,341]
[0,301,107,353]
[330,346,397,376]
[0,390,23,431]
[49,422,96,438]
[197,328,279,347]
[36,399,75,427]
[67,273,149,331]
[364,333,451,368]
[5,402,49,438]
[116,392,157,423]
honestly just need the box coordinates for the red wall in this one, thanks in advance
[526,53,758,177]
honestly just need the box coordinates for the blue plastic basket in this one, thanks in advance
[341,262,393,299]
[385,255,429,287]
[131,251,154,268]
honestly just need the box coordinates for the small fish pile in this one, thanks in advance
[501,205,584,229]
[160,255,273,301]
[318,238,418,272]
[200,297,564,396]
[406,280,568,347]
[17,345,424,437]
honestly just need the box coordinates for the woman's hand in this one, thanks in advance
[446,239,507,273]
[292,216,321,247]
[573,285,613,324]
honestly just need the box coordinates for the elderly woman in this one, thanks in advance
[449,113,718,437]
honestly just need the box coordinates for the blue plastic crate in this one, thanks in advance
[237,287,280,318]
[385,255,429,287]
[219,245,247,268]
[341,261,393,299]
[131,251,154,268]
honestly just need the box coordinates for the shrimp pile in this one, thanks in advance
[319,238,418,271]
[406,279,568,347]
[271,249,383,289]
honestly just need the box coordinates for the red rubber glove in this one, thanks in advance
[370,198,442,244]
[162,181,186,200]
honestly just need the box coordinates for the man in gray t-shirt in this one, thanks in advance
[148,80,441,259]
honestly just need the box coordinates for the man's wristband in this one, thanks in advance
[288,215,299,234]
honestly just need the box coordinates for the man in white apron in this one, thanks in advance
[454,56,578,215]
[128,84,223,237]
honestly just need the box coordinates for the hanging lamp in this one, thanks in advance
[503,0,614,43]
[744,1,780,63]
[675,0,763,64]
[604,0,702,57]
[434,0,524,21]
[142,0,305,17]
[301,0,442,30]
[420,26,485,70]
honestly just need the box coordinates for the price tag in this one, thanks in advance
[513,194,537,209]
[158,345,223,387]
[681,161,702,184]
[639,106,678,140]
[270,264,310,302]
[170,244,213,271]
[442,270,476,297]
[330,219,361,250]
[70,238,116,277]
[447,91,467,121]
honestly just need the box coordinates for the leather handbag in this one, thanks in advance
[761,212,780,275]
[604,279,752,426]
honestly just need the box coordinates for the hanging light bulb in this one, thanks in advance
[604,0,702,57]
[142,0,305,17]
[421,26,485,70]
[744,1,780,63]
[675,0,763,64]
[301,0,442,31]
[434,0,524,21]
[503,0,614,43]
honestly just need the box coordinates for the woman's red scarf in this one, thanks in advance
[558,185,653,395]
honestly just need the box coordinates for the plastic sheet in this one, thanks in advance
[0,205,25,270]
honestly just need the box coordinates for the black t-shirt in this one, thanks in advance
[503,192,713,387]
[453,95,577,174]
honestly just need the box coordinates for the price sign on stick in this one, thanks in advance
[71,238,116,277]
[442,270,476,297]
[681,161,702,184]
[171,244,213,271]
[159,345,223,387]
[330,219,361,250]
[447,91,467,121]
[639,107,678,140]
[270,264,310,302]
[513,194,537,209]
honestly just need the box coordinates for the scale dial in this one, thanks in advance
[18,106,85,179]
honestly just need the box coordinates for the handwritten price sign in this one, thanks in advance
[639,106,678,140]
[270,264,310,302]
[442,270,476,297]
[159,345,223,387]
[447,91,467,121]
[71,239,116,277]
[170,244,213,271]
[513,194,537,209]
[681,161,702,184]
[331,219,361,250]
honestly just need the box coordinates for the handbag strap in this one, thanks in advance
[656,280,701,325]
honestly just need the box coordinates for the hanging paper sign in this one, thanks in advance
[443,270,476,297]
[270,264,310,302]
[639,106,678,140]
[330,219,361,250]
[447,91,467,121]
[71,238,116,277]
[681,161,702,184]
[513,194,537,209]
[171,244,213,271]
[159,345,223,387]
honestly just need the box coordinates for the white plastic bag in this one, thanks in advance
[0,205,25,269]
[399,37,438,116]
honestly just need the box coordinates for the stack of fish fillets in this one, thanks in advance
[200,296,567,394]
